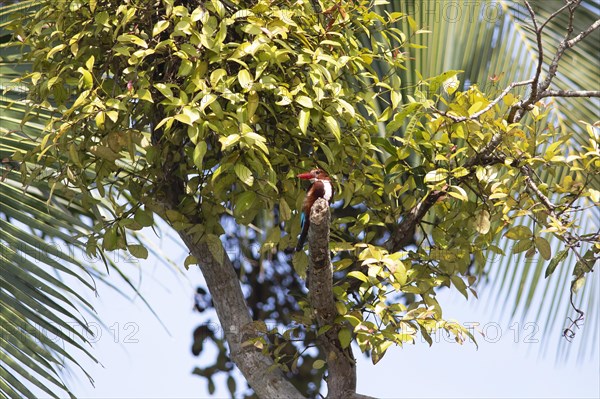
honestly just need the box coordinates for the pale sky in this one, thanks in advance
[28,227,600,398]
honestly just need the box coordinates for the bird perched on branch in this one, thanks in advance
[295,168,333,252]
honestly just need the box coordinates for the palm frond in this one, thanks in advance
[0,1,175,396]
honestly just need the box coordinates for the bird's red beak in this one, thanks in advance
[297,171,314,180]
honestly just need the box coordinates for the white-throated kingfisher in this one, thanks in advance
[295,168,333,252]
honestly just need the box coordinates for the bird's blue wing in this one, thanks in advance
[300,211,306,230]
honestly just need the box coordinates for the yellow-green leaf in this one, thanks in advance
[295,96,313,108]
[324,115,340,142]
[505,225,532,240]
[238,69,253,89]
[234,164,254,186]
[193,141,207,170]
[474,210,490,234]
[299,109,310,134]
[153,20,170,37]
[534,237,552,260]
[338,328,352,349]
[117,34,148,48]
[312,359,325,369]
[279,199,291,221]
[128,244,148,259]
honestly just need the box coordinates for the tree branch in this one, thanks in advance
[386,191,444,252]
[520,165,557,211]
[539,89,600,99]
[155,165,304,398]
[534,10,599,101]
[306,198,370,399]
[524,1,543,101]
[177,232,305,399]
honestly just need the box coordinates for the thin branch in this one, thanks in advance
[565,19,600,49]
[524,1,543,101]
[538,0,579,32]
[434,80,534,124]
[539,89,600,99]
[539,18,600,95]
[521,166,556,211]
[509,2,599,122]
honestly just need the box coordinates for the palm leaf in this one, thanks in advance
[0,1,175,396]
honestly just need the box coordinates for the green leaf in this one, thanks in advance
[76,67,93,89]
[128,244,148,259]
[324,115,340,142]
[292,251,308,278]
[338,328,352,349]
[178,59,193,76]
[299,109,310,134]
[448,185,468,201]
[386,103,422,135]
[312,359,325,369]
[154,83,174,99]
[279,199,291,221]
[347,271,368,282]
[117,34,148,48]
[134,208,154,227]
[153,20,170,37]
[474,210,490,234]
[505,225,532,240]
[534,237,552,260]
[545,249,568,278]
[193,142,207,170]
[174,113,192,126]
[424,169,448,183]
[238,69,253,89]
[512,239,532,254]
[219,134,240,150]
[234,164,254,187]
[233,191,257,219]
[136,88,153,102]
[451,276,468,299]
[247,91,259,118]
[205,234,224,264]
[295,96,313,108]
[85,55,95,71]
[184,255,198,269]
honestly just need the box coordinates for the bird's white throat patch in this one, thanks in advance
[322,180,333,201]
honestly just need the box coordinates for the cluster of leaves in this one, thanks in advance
[7,0,599,396]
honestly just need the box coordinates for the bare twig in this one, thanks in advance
[538,0,579,32]
[539,18,600,95]
[524,2,543,101]
[508,3,600,123]
[563,285,585,342]
[539,89,600,99]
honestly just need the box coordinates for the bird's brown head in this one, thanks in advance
[297,168,330,182]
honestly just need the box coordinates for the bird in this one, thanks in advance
[295,168,333,252]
